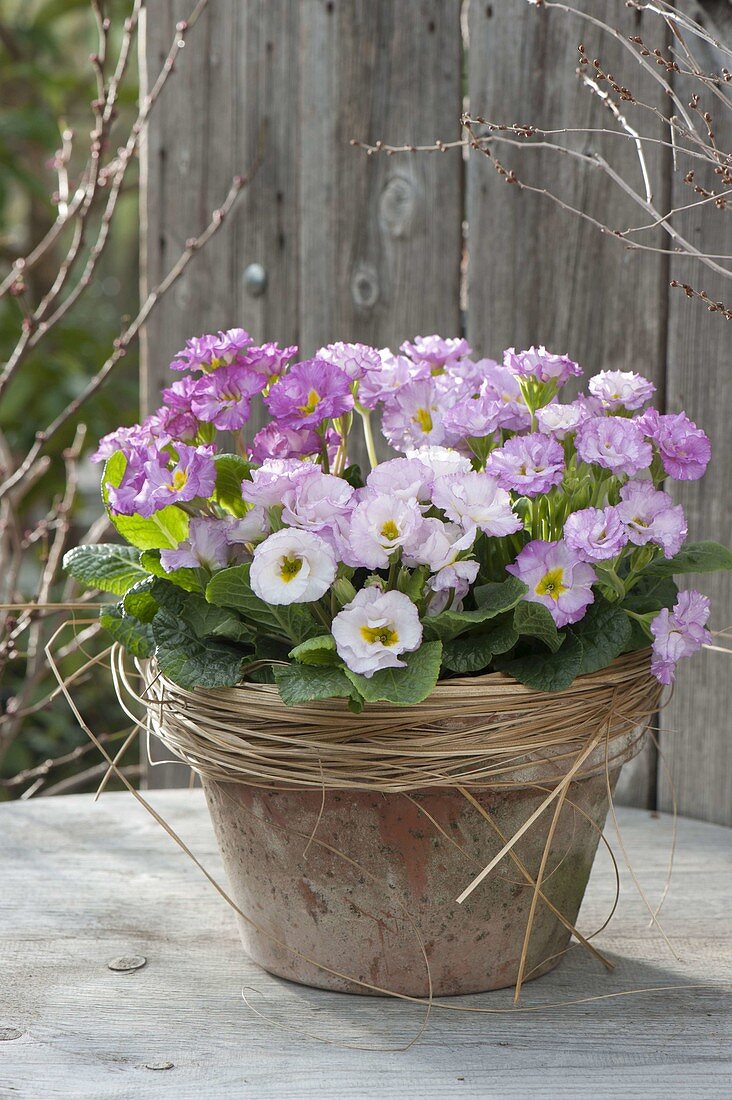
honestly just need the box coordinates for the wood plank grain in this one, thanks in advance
[1,792,730,1097]
[298,0,462,356]
[659,0,732,827]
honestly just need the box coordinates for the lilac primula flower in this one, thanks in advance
[617,480,687,559]
[588,370,655,411]
[223,509,271,544]
[442,394,519,442]
[241,459,318,508]
[563,506,628,562]
[639,408,711,481]
[650,590,712,685]
[280,471,355,556]
[403,519,479,593]
[170,328,252,372]
[316,342,382,380]
[432,471,523,536]
[486,433,565,497]
[244,342,297,379]
[381,378,446,450]
[190,364,266,430]
[358,352,428,410]
[507,539,597,628]
[108,444,216,517]
[536,402,586,439]
[249,422,323,463]
[365,457,434,502]
[91,424,155,463]
[401,335,472,369]
[503,346,582,386]
[160,518,232,573]
[346,493,426,569]
[265,358,353,427]
[575,416,653,477]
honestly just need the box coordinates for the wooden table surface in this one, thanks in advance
[2,792,730,1099]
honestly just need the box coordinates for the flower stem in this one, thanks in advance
[356,405,379,470]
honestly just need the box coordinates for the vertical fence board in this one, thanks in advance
[466,0,671,805]
[660,2,732,827]
[298,0,462,357]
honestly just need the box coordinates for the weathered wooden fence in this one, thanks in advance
[141,0,731,824]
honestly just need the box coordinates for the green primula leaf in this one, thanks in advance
[151,608,246,690]
[498,632,584,693]
[344,641,443,706]
[206,564,320,643]
[423,576,527,644]
[646,540,732,577]
[140,550,204,593]
[473,574,528,611]
[513,600,564,653]
[441,619,519,675]
[182,598,251,643]
[273,664,354,706]
[101,451,190,550]
[100,605,154,659]
[441,634,495,674]
[122,578,159,623]
[63,544,148,596]
[273,603,322,645]
[289,635,339,666]
[212,454,252,518]
[622,575,678,615]
[150,578,188,615]
[569,599,633,675]
[206,564,282,631]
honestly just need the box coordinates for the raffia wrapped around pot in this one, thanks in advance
[130,648,661,794]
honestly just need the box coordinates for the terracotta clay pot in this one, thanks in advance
[202,728,642,997]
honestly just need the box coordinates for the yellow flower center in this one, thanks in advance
[168,469,188,491]
[380,520,400,541]
[360,625,399,647]
[413,407,433,433]
[278,556,303,582]
[535,567,568,601]
[299,388,321,415]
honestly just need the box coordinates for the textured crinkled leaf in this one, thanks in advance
[646,540,732,577]
[151,609,245,689]
[289,635,339,666]
[622,575,678,615]
[63,544,148,596]
[570,599,633,675]
[513,600,564,653]
[122,577,159,623]
[423,577,527,643]
[344,641,443,705]
[100,605,154,658]
[441,619,519,675]
[206,564,320,643]
[274,664,353,706]
[498,632,584,693]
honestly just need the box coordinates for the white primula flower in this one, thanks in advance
[405,445,472,478]
[250,528,336,605]
[331,589,422,677]
[431,471,523,536]
[347,493,425,569]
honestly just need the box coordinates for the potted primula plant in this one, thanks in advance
[65,332,731,998]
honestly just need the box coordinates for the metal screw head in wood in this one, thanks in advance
[107,955,147,972]
[243,262,267,297]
